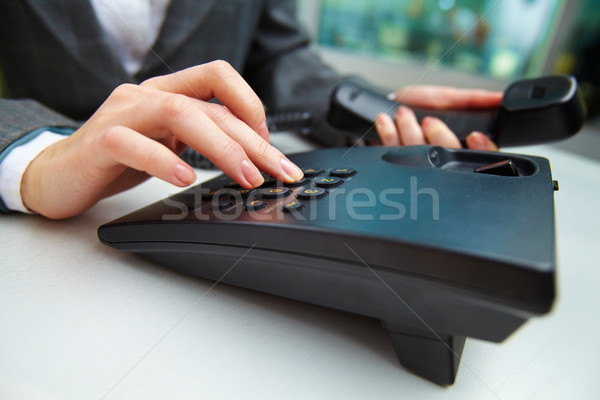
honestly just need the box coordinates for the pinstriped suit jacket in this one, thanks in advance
[0,0,349,155]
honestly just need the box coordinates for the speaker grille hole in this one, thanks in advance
[530,85,546,99]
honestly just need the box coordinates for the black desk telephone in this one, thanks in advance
[99,75,585,386]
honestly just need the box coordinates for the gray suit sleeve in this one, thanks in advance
[243,0,369,147]
[0,99,80,155]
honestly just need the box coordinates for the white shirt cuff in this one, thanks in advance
[0,131,68,213]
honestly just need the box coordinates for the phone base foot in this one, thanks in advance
[387,329,466,386]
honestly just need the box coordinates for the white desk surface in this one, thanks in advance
[2,136,599,400]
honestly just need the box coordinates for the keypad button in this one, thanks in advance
[297,187,327,200]
[314,177,343,188]
[246,200,266,211]
[202,188,237,200]
[302,168,323,177]
[235,189,255,198]
[330,168,357,178]
[260,187,291,199]
[199,189,218,200]
[282,200,304,212]
[284,177,309,187]
[224,180,242,189]
[258,178,276,188]
[212,200,235,211]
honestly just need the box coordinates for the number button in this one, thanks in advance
[258,178,277,188]
[224,180,242,189]
[282,200,304,213]
[259,187,291,199]
[235,189,255,198]
[297,187,327,200]
[246,200,266,211]
[330,168,356,178]
[314,177,343,188]
[302,168,323,177]
[212,200,235,211]
[284,177,309,187]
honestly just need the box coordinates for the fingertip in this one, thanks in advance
[280,156,304,182]
[174,163,196,186]
[421,117,461,149]
[241,159,264,188]
[466,132,499,151]
[421,115,437,127]
[375,112,399,146]
[375,112,392,126]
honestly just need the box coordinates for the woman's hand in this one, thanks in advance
[21,61,304,219]
[374,85,503,151]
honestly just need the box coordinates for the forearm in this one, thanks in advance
[0,99,80,154]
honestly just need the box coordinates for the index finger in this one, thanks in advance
[141,61,269,140]
[393,85,503,110]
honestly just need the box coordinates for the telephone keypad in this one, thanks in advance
[199,168,356,217]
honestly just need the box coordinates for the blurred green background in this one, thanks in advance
[306,0,600,117]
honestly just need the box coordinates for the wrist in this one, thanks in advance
[21,137,73,218]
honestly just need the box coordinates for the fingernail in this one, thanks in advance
[387,92,397,101]
[174,163,196,186]
[280,157,303,182]
[257,121,269,140]
[376,113,391,126]
[241,160,264,187]
[421,116,439,128]
[397,106,412,117]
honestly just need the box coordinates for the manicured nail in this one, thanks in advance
[397,105,412,117]
[421,116,441,128]
[174,163,196,186]
[280,156,304,182]
[376,113,391,126]
[241,160,264,187]
[257,121,269,140]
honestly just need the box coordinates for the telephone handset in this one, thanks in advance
[183,75,585,169]
[328,75,587,146]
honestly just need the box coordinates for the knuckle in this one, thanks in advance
[140,76,159,88]
[99,126,124,153]
[220,138,244,159]
[159,94,192,122]
[206,103,233,122]
[208,59,234,75]
[253,137,271,159]
[110,83,138,99]
[207,60,240,82]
